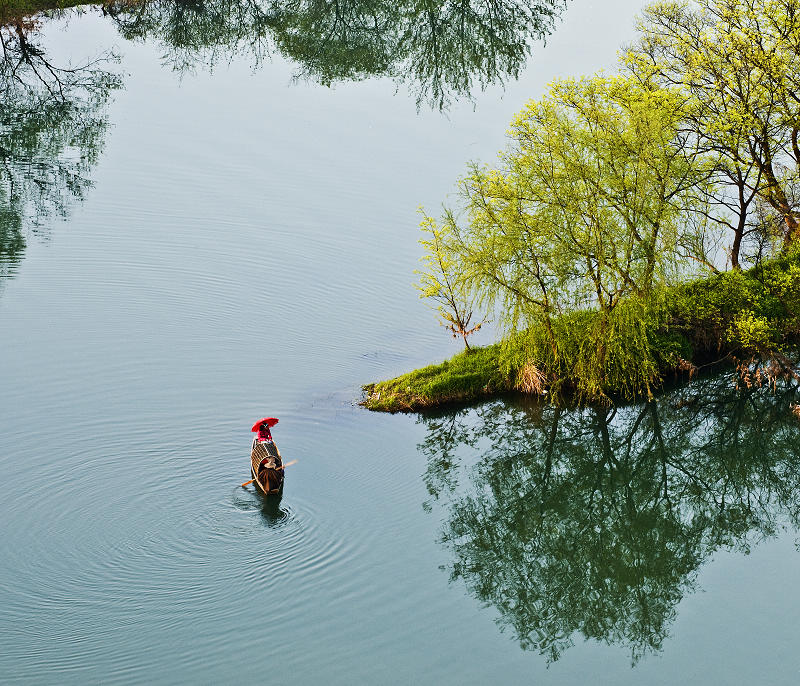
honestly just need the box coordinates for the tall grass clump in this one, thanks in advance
[500,295,688,403]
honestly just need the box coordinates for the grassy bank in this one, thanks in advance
[362,344,513,412]
[363,251,800,412]
[0,0,89,23]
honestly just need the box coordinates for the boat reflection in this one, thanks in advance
[257,491,290,526]
[232,485,291,527]
[419,370,800,663]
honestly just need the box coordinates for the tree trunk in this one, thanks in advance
[730,221,743,269]
[785,213,800,245]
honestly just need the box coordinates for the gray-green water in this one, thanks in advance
[2,3,800,684]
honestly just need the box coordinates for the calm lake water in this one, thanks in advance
[2,3,800,684]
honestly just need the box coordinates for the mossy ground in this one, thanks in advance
[0,0,88,23]
[362,344,513,412]
[363,251,800,412]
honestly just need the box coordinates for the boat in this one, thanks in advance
[250,439,285,495]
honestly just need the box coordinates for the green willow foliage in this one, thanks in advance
[417,217,484,349]
[499,299,677,401]
[421,75,709,401]
[625,0,800,249]
[363,251,800,411]
[416,0,800,403]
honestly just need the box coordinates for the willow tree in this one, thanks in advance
[417,216,483,349]
[626,0,800,252]
[425,75,707,399]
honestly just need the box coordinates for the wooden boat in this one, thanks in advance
[250,440,285,495]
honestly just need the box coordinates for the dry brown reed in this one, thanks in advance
[516,362,547,395]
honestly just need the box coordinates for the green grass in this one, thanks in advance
[0,0,89,23]
[363,250,800,412]
[362,344,511,412]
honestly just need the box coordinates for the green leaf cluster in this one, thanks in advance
[417,215,483,349]
[671,248,800,354]
[626,0,800,244]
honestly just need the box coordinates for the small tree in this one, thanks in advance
[417,215,483,350]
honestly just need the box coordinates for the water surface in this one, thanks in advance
[3,3,800,684]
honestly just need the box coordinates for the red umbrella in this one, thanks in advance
[251,417,279,432]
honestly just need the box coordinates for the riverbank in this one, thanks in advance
[0,0,88,23]
[363,251,800,412]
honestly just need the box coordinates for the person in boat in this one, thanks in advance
[256,421,273,443]
[257,453,283,492]
[251,417,282,490]
[251,419,275,450]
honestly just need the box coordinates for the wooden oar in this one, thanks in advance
[240,460,298,488]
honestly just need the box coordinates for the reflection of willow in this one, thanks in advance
[419,373,800,663]
[104,0,566,107]
[0,20,120,280]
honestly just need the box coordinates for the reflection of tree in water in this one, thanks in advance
[419,373,800,663]
[0,18,121,281]
[106,0,275,72]
[104,0,566,107]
